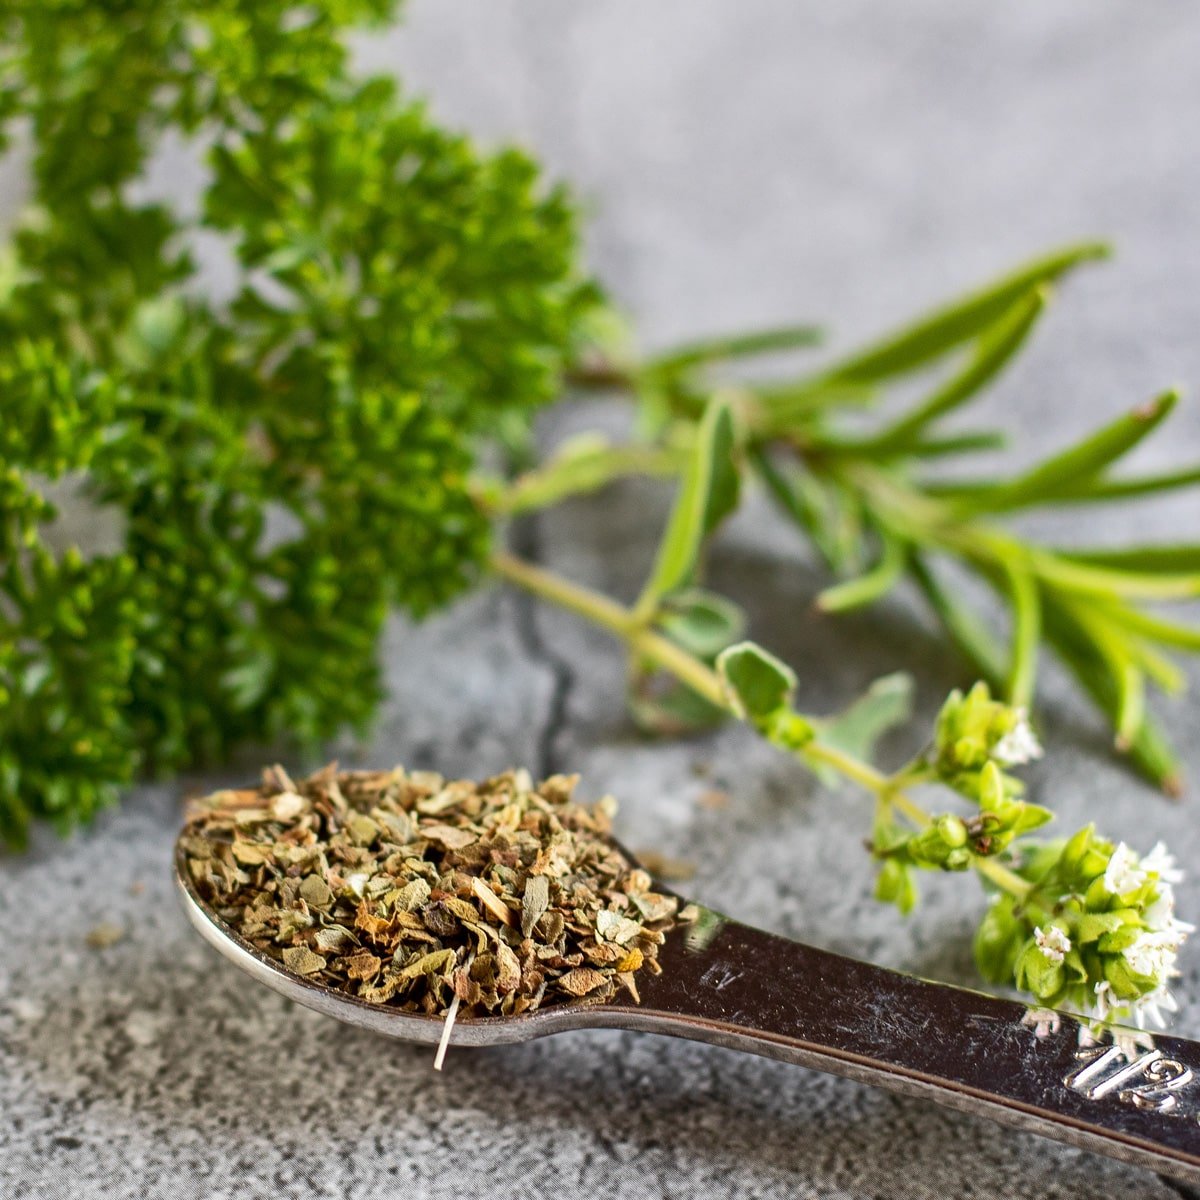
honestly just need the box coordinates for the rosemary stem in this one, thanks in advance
[490,548,1035,905]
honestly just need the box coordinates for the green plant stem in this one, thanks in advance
[488,443,682,516]
[490,550,726,705]
[490,548,1034,903]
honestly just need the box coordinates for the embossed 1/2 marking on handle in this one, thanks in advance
[1065,1045,1196,1115]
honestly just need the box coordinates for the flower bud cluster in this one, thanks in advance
[930,682,1042,798]
[873,757,1052,914]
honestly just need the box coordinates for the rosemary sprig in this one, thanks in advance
[559,245,1200,792]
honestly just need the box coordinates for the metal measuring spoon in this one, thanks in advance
[175,835,1200,1184]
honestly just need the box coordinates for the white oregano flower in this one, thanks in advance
[1084,839,1191,1036]
[1131,985,1180,1031]
[1141,841,1185,885]
[1124,929,1184,980]
[1034,925,1070,965]
[1091,980,1115,1023]
[1144,884,1196,935]
[1103,842,1147,897]
[991,710,1043,766]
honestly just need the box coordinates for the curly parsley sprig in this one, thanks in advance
[0,1,593,845]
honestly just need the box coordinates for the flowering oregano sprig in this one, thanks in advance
[715,655,1194,1034]
[978,831,1193,1035]
[929,682,1043,791]
[854,683,1192,1030]
[491,402,1193,1033]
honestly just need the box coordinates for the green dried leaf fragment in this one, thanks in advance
[520,875,550,939]
[396,949,456,982]
[595,910,643,945]
[555,967,609,997]
[344,952,382,982]
[232,841,273,866]
[314,926,356,954]
[493,942,522,994]
[394,878,432,913]
[299,875,333,909]
[421,825,477,851]
[281,946,327,976]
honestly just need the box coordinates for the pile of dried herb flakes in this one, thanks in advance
[182,764,679,1016]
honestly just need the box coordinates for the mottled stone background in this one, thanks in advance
[4,3,1200,1198]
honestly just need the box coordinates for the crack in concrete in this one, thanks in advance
[507,514,576,780]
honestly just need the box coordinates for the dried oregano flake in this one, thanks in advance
[183,764,678,1017]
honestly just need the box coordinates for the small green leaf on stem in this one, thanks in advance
[628,677,727,737]
[1004,563,1041,708]
[909,554,1008,690]
[816,531,907,613]
[639,397,739,609]
[1055,543,1200,574]
[952,389,1179,514]
[1043,599,1183,794]
[716,641,797,721]
[1088,600,1200,653]
[751,450,865,573]
[494,435,681,515]
[865,286,1048,453]
[1042,463,1200,504]
[656,589,746,660]
[647,325,822,376]
[811,242,1108,386]
[816,672,914,766]
[903,431,1008,458]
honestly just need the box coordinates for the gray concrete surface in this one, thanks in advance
[4,3,1200,1198]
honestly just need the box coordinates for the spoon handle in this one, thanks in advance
[621,909,1200,1183]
